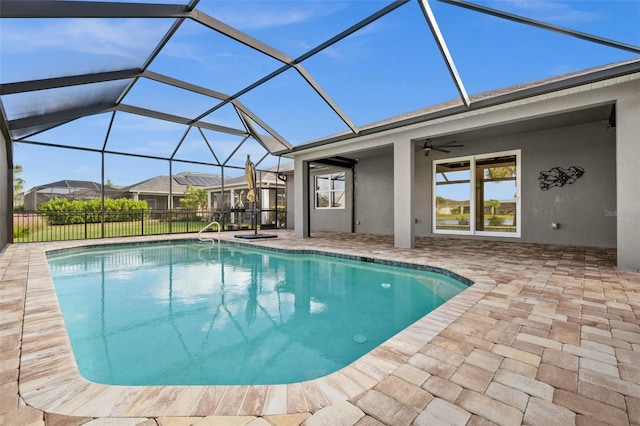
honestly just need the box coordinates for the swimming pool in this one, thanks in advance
[47,241,469,386]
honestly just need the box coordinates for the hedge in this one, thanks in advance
[38,198,150,225]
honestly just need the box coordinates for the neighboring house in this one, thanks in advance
[13,192,24,208]
[23,173,227,212]
[437,200,471,216]
[284,60,640,271]
[23,180,127,210]
[127,172,226,210]
[206,165,288,228]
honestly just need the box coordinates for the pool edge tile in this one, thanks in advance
[16,232,494,418]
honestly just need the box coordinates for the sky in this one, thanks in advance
[2,0,639,192]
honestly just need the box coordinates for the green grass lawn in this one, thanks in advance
[13,219,206,243]
[13,211,263,243]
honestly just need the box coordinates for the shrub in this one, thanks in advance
[457,217,469,225]
[13,204,24,212]
[38,197,150,225]
[13,225,29,238]
[488,216,504,226]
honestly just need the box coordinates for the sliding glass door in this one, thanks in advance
[435,160,471,232]
[434,150,520,237]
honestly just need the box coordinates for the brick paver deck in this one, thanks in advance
[1,230,638,425]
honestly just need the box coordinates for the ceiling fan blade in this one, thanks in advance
[436,141,463,147]
[433,148,450,153]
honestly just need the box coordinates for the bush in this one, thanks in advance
[457,217,469,225]
[13,225,29,238]
[488,216,504,226]
[13,204,24,212]
[38,197,150,225]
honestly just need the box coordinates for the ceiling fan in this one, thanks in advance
[420,139,464,156]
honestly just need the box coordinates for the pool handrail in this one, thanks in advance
[198,221,221,243]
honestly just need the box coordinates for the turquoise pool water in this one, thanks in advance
[47,241,468,386]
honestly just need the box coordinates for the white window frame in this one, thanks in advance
[432,149,521,238]
[315,172,346,209]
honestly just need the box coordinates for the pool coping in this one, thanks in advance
[18,233,497,418]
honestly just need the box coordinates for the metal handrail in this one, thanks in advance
[198,221,221,243]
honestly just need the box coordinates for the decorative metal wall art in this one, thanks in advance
[538,166,585,191]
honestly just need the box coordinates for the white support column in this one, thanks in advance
[394,138,415,248]
[616,93,640,271]
[294,157,310,238]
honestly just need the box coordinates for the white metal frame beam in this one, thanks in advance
[438,0,640,55]
[418,0,471,107]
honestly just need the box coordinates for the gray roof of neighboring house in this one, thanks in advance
[126,172,227,194]
[26,179,122,195]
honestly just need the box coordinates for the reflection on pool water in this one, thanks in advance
[47,241,468,386]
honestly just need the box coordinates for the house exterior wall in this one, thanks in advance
[285,176,295,229]
[138,194,169,210]
[413,120,616,247]
[24,190,38,211]
[354,152,394,235]
[522,121,616,247]
[615,91,640,270]
[1,131,10,250]
[350,120,616,248]
[291,75,638,269]
[308,166,353,233]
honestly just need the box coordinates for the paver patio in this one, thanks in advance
[1,230,638,425]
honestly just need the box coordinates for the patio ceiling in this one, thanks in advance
[1,0,639,172]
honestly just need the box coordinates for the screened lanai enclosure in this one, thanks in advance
[1,0,639,245]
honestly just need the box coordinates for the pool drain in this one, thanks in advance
[353,334,368,344]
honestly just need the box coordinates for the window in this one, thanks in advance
[315,172,345,209]
[434,150,520,236]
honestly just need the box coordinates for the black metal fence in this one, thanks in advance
[12,209,283,243]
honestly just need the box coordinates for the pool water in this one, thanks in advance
[47,241,468,386]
